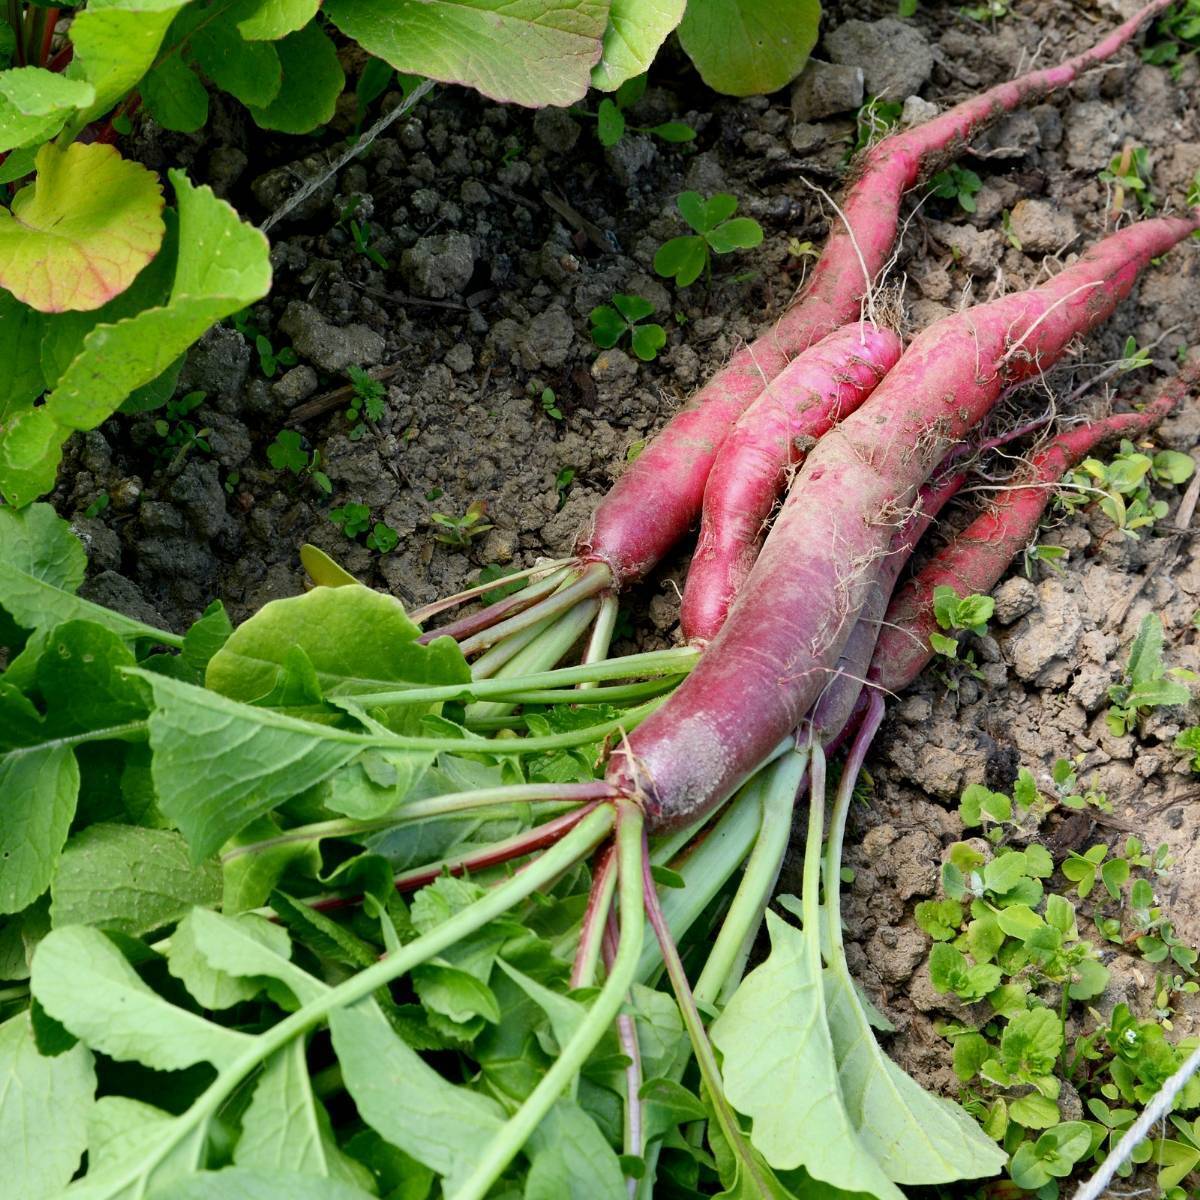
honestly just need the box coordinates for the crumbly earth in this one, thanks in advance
[52,0,1200,1106]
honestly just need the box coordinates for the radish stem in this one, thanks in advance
[571,844,617,988]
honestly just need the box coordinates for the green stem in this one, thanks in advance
[694,747,808,1008]
[99,805,616,1197]
[468,610,561,680]
[354,646,697,707]
[5,721,148,759]
[450,803,644,1200]
[804,744,827,971]
[410,558,573,625]
[579,593,620,688]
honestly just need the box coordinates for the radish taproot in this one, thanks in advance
[680,322,902,645]
[607,213,1200,831]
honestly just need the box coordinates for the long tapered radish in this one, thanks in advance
[680,323,902,645]
[868,364,1199,696]
[416,2,1171,677]
[607,215,1200,830]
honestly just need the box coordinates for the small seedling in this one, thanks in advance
[1106,612,1194,735]
[539,387,563,420]
[589,294,667,361]
[223,469,241,496]
[852,96,902,154]
[431,500,493,547]
[961,0,1010,19]
[349,218,389,270]
[1002,209,1023,251]
[590,74,695,148]
[255,334,298,379]
[346,365,388,440]
[365,522,399,553]
[153,390,211,468]
[929,586,993,659]
[83,493,110,518]
[898,0,918,13]
[555,466,575,510]
[1189,169,1200,209]
[476,563,525,604]
[266,430,332,494]
[787,237,819,261]
[1142,0,1200,75]
[1023,542,1068,576]
[654,192,764,288]
[930,164,983,213]
[330,502,372,539]
[1100,145,1154,215]
[1117,334,1152,373]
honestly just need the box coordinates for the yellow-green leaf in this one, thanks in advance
[0,143,165,313]
[0,67,94,152]
[591,0,685,90]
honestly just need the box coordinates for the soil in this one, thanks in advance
[51,0,1200,1112]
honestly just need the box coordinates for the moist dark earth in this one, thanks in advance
[52,0,1200,1096]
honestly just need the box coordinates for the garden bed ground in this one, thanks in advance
[51,0,1200,1106]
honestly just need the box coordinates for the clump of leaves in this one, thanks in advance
[593,73,695,147]
[852,96,902,154]
[1061,436,1195,539]
[1106,613,1194,735]
[539,386,563,420]
[590,293,667,361]
[152,390,211,469]
[346,365,388,439]
[930,164,984,213]
[653,192,764,288]
[266,429,332,494]
[1100,144,1154,215]
[330,501,399,553]
[961,0,1011,20]
[1142,0,1200,77]
[431,500,493,547]
[929,585,994,665]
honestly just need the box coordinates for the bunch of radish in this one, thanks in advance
[287,3,1200,1193]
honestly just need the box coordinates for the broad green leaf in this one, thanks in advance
[188,9,281,106]
[711,912,903,1196]
[678,0,821,96]
[51,825,220,935]
[232,0,321,39]
[591,0,685,90]
[247,22,344,133]
[0,505,175,647]
[0,142,165,313]
[221,815,322,914]
[149,1168,378,1200]
[0,1011,96,1199]
[180,906,325,1005]
[999,1008,1062,1078]
[236,1039,370,1187]
[329,998,506,1190]
[0,172,270,507]
[138,671,366,860]
[824,957,1006,1182]
[300,544,361,588]
[207,584,469,732]
[324,0,610,108]
[68,0,195,125]
[141,55,209,132]
[86,1096,195,1177]
[0,67,94,151]
[525,1099,627,1199]
[270,890,378,970]
[0,288,46,414]
[31,925,254,1071]
[1128,613,1165,687]
[653,235,707,286]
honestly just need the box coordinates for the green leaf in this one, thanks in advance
[1068,956,1109,1001]
[711,912,904,1195]
[653,235,707,286]
[247,22,345,134]
[67,0,193,125]
[983,852,1028,895]
[0,142,165,313]
[677,0,821,95]
[1000,1009,1062,1078]
[0,66,94,152]
[1,173,271,507]
[206,585,469,731]
[325,0,611,108]
[149,1169,378,1200]
[929,631,958,658]
[525,1099,627,1200]
[1153,450,1195,485]
[141,55,209,132]
[1128,613,1166,687]
[271,891,379,970]
[706,217,763,253]
[329,997,506,1191]
[1101,857,1130,899]
[50,825,220,935]
[236,1038,369,1187]
[0,289,46,415]
[31,925,255,1071]
[0,1010,96,1200]
[914,899,963,941]
[589,304,626,348]
[187,10,282,107]
[167,908,293,1008]
[612,292,654,322]
[591,0,686,90]
[597,96,625,145]
[630,323,666,361]
[231,0,321,39]
[1009,1092,1060,1130]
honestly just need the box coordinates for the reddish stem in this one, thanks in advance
[39,8,57,68]
[47,42,72,72]
[570,843,616,988]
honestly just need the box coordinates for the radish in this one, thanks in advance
[408,1,1170,677]
[680,322,902,646]
[868,364,1198,697]
[606,214,1200,831]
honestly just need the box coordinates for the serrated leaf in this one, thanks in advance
[0,1010,96,1200]
[329,997,506,1190]
[711,912,904,1195]
[678,0,820,96]
[50,825,220,935]
[0,173,270,507]
[591,0,685,90]
[31,925,255,1071]
[247,22,344,133]
[0,142,165,313]
[325,0,610,108]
